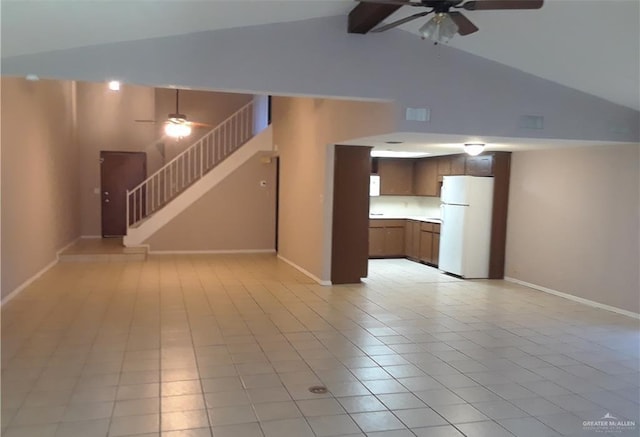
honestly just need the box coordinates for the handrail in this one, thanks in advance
[126,101,255,229]
[129,100,254,195]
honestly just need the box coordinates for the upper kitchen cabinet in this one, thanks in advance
[437,156,451,177]
[466,154,494,177]
[450,155,466,175]
[377,159,415,195]
[437,155,466,180]
[414,158,438,196]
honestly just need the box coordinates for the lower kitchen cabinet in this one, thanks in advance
[419,222,441,266]
[433,231,440,266]
[369,220,405,257]
[405,220,421,260]
[370,219,440,266]
[369,227,386,257]
[419,230,433,264]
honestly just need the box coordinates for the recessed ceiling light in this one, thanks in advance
[371,151,431,158]
[108,80,121,91]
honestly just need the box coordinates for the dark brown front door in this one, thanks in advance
[100,151,147,237]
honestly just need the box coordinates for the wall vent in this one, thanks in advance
[519,115,544,130]
[405,107,430,122]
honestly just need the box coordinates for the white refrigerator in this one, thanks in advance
[439,176,494,279]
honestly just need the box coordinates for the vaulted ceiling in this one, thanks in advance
[2,0,638,110]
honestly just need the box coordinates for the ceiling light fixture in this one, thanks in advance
[108,80,121,91]
[464,143,485,156]
[164,122,192,139]
[419,13,459,44]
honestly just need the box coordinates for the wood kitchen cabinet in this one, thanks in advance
[369,220,405,257]
[466,155,493,176]
[405,220,421,260]
[437,157,451,176]
[418,222,441,266]
[419,229,433,264]
[369,227,386,257]
[432,224,440,266]
[413,158,438,196]
[378,159,414,195]
[450,155,466,175]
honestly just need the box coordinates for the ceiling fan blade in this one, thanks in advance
[372,10,431,32]
[356,0,423,6]
[448,11,478,35]
[188,121,213,128]
[462,0,543,11]
[134,119,157,123]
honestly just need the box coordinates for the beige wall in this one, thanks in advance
[1,77,81,298]
[77,84,253,237]
[144,152,276,251]
[155,88,252,162]
[77,81,158,236]
[505,144,640,313]
[273,97,395,281]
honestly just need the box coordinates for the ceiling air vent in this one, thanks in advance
[607,123,630,135]
[519,115,544,130]
[406,107,430,122]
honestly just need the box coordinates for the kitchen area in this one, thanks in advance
[368,151,510,280]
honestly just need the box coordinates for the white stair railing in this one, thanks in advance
[127,101,254,229]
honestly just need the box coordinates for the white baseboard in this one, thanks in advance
[504,277,640,320]
[277,254,332,286]
[149,249,276,255]
[1,237,79,307]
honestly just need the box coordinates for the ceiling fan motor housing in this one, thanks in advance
[168,113,188,123]
[424,0,463,12]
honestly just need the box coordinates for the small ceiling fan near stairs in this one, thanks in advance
[356,0,543,43]
[135,89,212,138]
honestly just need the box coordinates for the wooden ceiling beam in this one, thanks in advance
[348,3,402,34]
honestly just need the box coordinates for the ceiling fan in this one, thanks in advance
[135,89,211,138]
[358,0,543,43]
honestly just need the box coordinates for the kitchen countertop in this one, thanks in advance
[369,215,442,223]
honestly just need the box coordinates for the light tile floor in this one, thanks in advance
[1,255,638,437]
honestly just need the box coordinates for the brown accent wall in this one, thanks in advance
[144,152,276,251]
[272,97,395,282]
[1,77,81,298]
[332,145,372,283]
[505,144,640,313]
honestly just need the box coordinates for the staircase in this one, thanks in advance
[124,101,273,247]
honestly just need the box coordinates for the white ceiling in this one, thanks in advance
[341,131,637,155]
[388,0,640,111]
[1,0,638,111]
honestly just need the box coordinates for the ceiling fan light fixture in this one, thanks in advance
[419,13,459,44]
[165,122,192,139]
[464,143,485,156]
